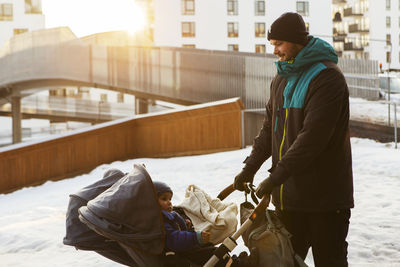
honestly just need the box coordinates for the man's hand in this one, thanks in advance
[255,177,275,199]
[234,167,256,191]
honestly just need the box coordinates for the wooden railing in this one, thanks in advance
[0,98,244,193]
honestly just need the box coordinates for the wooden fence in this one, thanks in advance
[0,98,244,193]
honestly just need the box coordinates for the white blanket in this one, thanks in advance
[176,185,238,244]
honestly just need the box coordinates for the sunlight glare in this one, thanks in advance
[42,0,147,37]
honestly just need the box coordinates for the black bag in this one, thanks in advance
[240,200,307,267]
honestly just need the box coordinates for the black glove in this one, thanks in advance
[234,167,256,192]
[255,177,275,199]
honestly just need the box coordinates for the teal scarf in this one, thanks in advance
[275,37,338,108]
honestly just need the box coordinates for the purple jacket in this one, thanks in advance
[161,210,202,252]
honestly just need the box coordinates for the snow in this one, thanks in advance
[0,138,399,266]
[350,97,400,125]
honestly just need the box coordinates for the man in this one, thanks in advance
[234,12,354,267]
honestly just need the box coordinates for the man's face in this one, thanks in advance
[270,39,303,61]
[158,192,173,212]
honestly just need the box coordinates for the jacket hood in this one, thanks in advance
[275,37,338,77]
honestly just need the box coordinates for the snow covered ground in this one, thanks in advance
[350,96,400,126]
[0,138,399,266]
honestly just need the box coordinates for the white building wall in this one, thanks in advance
[154,0,332,54]
[334,0,400,70]
[0,0,45,48]
[369,0,389,68]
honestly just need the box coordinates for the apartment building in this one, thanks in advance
[332,0,399,70]
[0,0,45,48]
[136,0,155,42]
[153,0,332,54]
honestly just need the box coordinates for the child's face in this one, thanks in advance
[158,192,173,212]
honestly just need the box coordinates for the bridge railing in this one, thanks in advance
[0,27,380,110]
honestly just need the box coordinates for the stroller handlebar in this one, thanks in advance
[216,184,235,201]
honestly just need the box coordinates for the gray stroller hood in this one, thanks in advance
[63,168,125,248]
[78,164,165,255]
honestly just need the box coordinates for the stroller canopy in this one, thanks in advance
[63,168,126,248]
[78,164,165,255]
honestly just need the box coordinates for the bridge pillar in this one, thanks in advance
[11,95,22,144]
[135,97,148,114]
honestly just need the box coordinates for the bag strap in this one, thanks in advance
[244,183,259,205]
[265,209,276,230]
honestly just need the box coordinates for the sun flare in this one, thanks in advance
[42,0,147,37]
[95,0,147,35]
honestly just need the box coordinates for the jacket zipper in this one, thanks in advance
[279,108,288,210]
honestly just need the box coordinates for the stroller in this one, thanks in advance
[63,164,234,266]
[63,164,165,266]
[63,164,305,266]
[204,184,308,267]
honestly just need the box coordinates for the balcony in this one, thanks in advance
[333,35,346,42]
[333,27,347,35]
[344,42,364,51]
[348,23,369,33]
[333,0,347,4]
[343,7,363,17]
[333,28,347,42]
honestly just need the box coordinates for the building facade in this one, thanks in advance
[333,0,399,71]
[0,0,45,48]
[153,0,332,54]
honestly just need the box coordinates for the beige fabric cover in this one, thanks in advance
[177,185,238,244]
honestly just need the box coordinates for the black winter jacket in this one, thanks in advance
[245,37,354,212]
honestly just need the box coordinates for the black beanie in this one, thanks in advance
[267,12,309,45]
[153,181,173,196]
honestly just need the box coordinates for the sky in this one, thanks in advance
[41,0,146,37]
[0,137,399,266]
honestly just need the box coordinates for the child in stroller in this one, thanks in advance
[154,181,229,267]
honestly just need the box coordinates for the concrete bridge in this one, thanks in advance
[0,27,380,144]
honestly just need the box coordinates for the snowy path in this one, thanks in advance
[0,138,399,266]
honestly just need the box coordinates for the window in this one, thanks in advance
[100,94,108,102]
[182,44,196,48]
[255,22,266,37]
[182,22,195,37]
[25,0,42,14]
[182,0,195,15]
[387,34,391,45]
[386,0,391,10]
[227,22,239,37]
[0,4,13,21]
[255,44,266,53]
[387,16,391,28]
[296,1,309,16]
[228,44,239,51]
[387,51,391,63]
[13,28,28,35]
[255,0,265,16]
[227,0,238,15]
[117,93,124,103]
[361,35,369,46]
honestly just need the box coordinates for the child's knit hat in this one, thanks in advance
[153,181,173,196]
